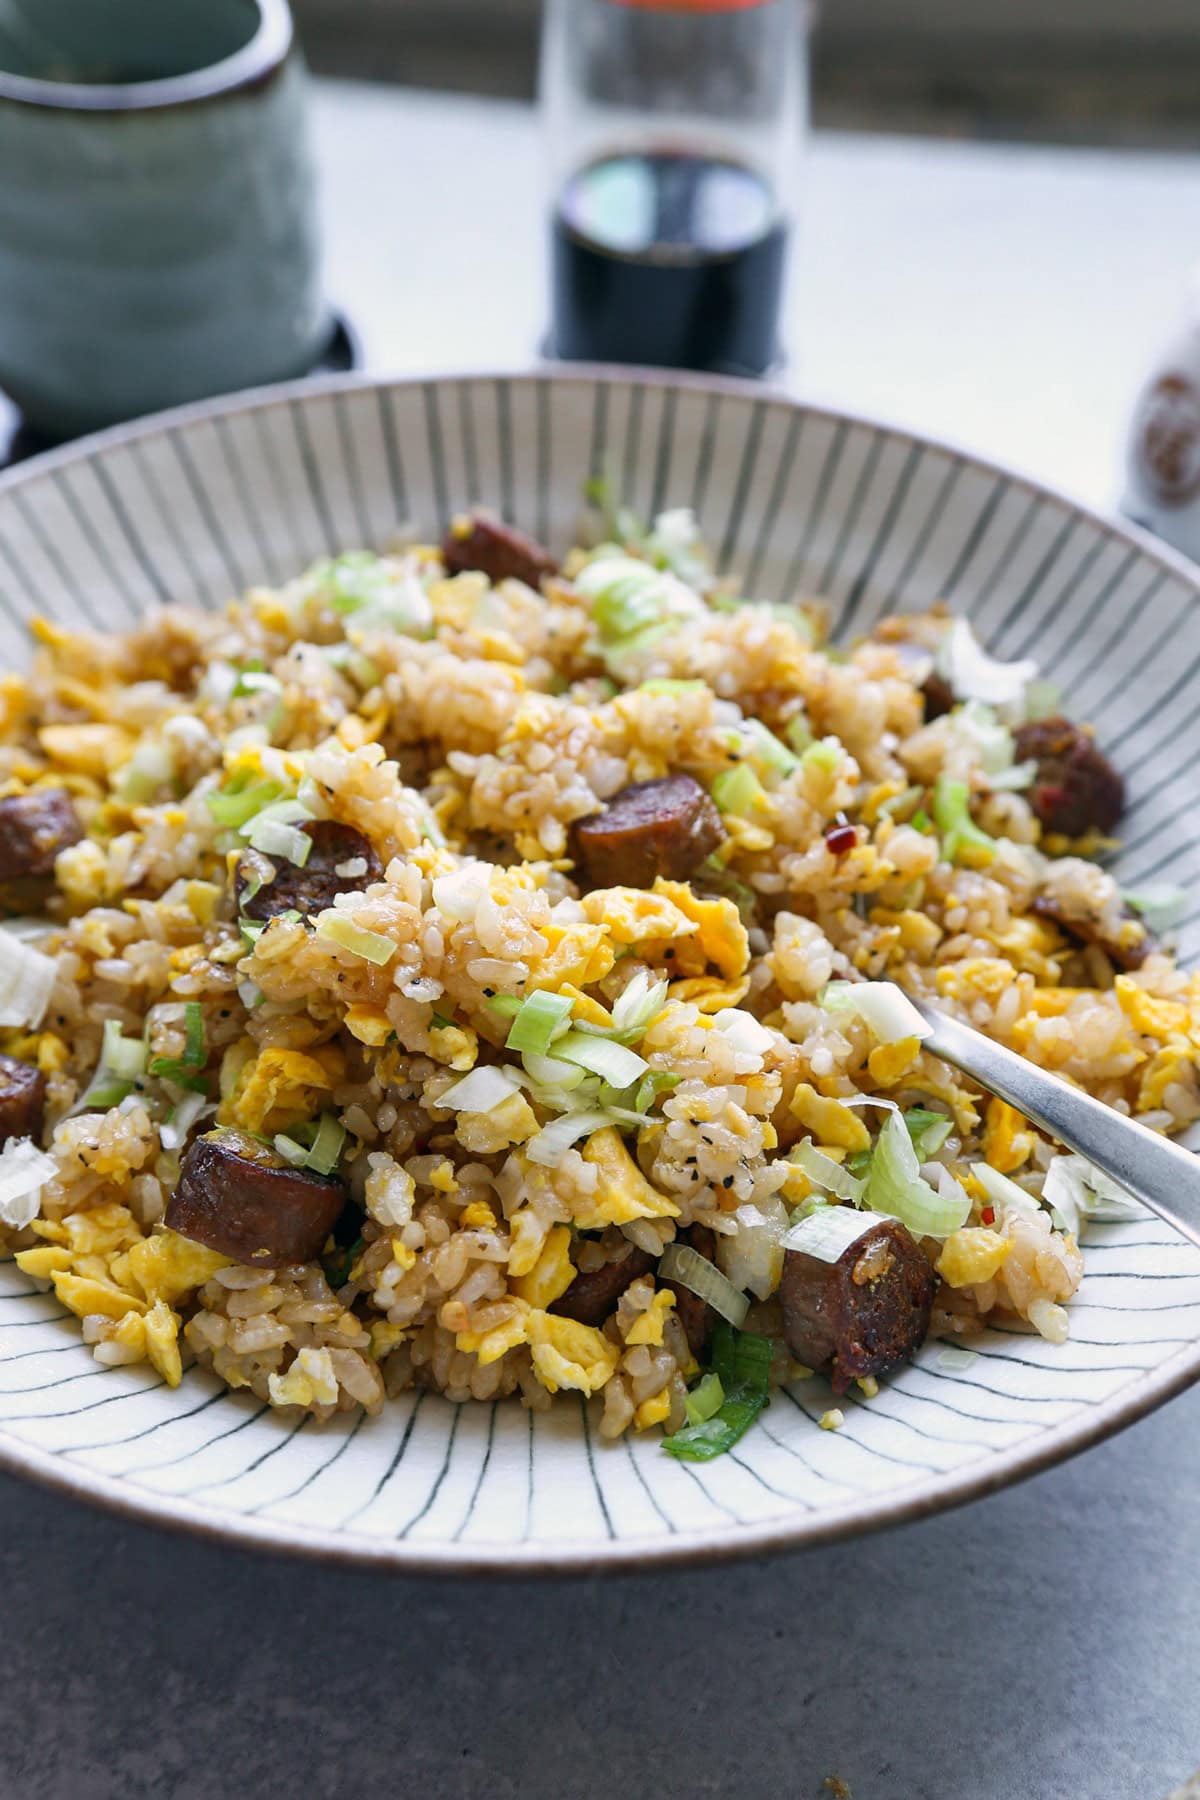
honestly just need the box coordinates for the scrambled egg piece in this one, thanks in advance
[510,1224,575,1308]
[867,1036,921,1086]
[652,881,749,980]
[268,1346,340,1409]
[526,1310,619,1395]
[143,1300,184,1386]
[624,1288,676,1347]
[225,1046,339,1135]
[936,1228,1011,1288]
[529,921,614,991]
[634,1387,672,1430]
[122,1229,231,1306]
[789,1084,870,1152]
[1114,975,1191,1042]
[506,1204,551,1278]
[344,1004,392,1047]
[580,886,698,947]
[983,1097,1035,1175]
[455,1304,532,1366]
[577,1127,680,1229]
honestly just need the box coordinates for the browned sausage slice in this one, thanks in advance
[571,775,724,890]
[1013,717,1125,837]
[780,1217,936,1394]
[0,790,81,882]
[550,1241,654,1327]
[165,1129,348,1268]
[0,1054,46,1146]
[442,510,557,590]
[1032,894,1152,972]
[661,1224,718,1359]
[236,821,382,921]
[920,671,956,721]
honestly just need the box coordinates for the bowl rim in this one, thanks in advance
[0,0,293,113]
[0,362,1197,1578]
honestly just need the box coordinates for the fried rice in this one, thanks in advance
[0,495,1195,1457]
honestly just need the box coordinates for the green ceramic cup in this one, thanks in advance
[0,0,328,438]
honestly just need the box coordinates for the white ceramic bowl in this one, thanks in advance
[0,368,1197,1574]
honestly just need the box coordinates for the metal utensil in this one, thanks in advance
[916,1000,1200,1251]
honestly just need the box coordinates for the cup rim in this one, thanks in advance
[0,0,293,112]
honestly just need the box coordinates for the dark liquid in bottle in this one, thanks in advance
[551,150,787,377]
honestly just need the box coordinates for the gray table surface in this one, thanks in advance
[3,83,1199,1800]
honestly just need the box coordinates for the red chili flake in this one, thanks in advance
[980,1205,996,1226]
[825,824,858,856]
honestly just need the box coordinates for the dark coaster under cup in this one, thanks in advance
[0,308,361,471]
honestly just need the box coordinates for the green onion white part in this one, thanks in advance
[437,1065,524,1113]
[1041,1153,1146,1238]
[0,928,57,1030]
[791,1139,866,1204]
[936,617,1038,710]
[781,1205,895,1262]
[657,1241,750,1328]
[314,915,395,965]
[524,1109,614,1167]
[820,980,932,1045]
[1122,884,1187,932]
[0,1137,57,1230]
[866,1109,971,1238]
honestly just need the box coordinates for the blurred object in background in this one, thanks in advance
[1122,271,1200,564]
[542,0,807,376]
[0,0,329,440]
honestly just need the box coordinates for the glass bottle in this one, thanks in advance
[541,0,807,378]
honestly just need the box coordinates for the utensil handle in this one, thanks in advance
[916,1002,1200,1251]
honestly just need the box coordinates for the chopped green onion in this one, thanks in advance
[782,1204,892,1260]
[783,714,814,755]
[911,809,931,832]
[115,739,174,804]
[971,1162,1043,1221]
[0,929,58,1030]
[148,1003,206,1089]
[609,969,669,1041]
[485,994,522,1018]
[206,776,284,829]
[524,1109,613,1166]
[658,1241,749,1327]
[903,1108,953,1158]
[431,1011,455,1031]
[879,785,924,819]
[437,1064,524,1113]
[243,802,313,866]
[0,1137,57,1230]
[233,669,283,699]
[712,1007,776,1060]
[741,719,800,779]
[273,1133,310,1168]
[801,737,842,775]
[791,1139,866,1205]
[101,1018,147,1081]
[555,1031,648,1088]
[936,617,1037,709]
[932,776,995,864]
[1122,884,1186,932]
[504,990,575,1056]
[820,979,932,1045]
[314,914,396,965]
[638,678,706,696]
[662,1323,771,1462]
[634,1069,679,1114]
[683,1372,725,1428]
[865,1109,971,1238]
[305,1113,346,1176]
[158,1090,210,1152]
[710,763,766,818]
[522,1051,589,1091]
[323,1233,366,1290]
